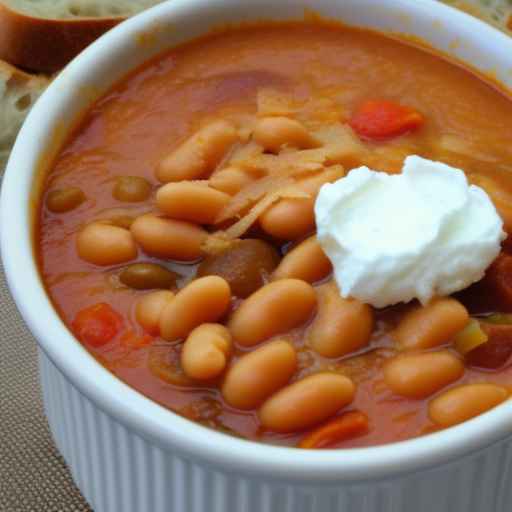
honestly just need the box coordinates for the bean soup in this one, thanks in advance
[38,22,512,449]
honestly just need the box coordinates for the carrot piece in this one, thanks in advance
[120,329,154,349]
[72,302,124,347]
[349,99,424,140]
[298,411,369,449]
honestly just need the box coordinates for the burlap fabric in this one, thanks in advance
[0,258,92,511]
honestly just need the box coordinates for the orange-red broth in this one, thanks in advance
[38,23,512,448]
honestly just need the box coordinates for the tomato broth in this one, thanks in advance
[38,23,512,448]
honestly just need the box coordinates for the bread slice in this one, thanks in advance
[0,60,49,172]
[0,1,165,73]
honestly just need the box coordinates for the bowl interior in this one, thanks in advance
[2,0,512,482]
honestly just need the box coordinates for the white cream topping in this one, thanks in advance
[315,155,505,308]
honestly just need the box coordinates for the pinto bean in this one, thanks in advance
[429,383,508,427]
[384,350,464,399]
[259,373,356,433]
[77,222,137,266]
[181,324,232,380]
[209,166,256,195]
[113,176,152,202]
[120,263,178,290]
[259,166,345,240]
[273,236,332,283]
[135,290,175,334]
[253,117,318,153]
[228,279,316,346]
[130,214,207,261]
[157,121,239,183]
[156,182,230,224]
[222,340,297,409]
[159,276,231,341]
[393,298,469,350]
[46,186,86,213]
[307,281,373,358]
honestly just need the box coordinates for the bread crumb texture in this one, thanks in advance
[0,62,48,170]
[3,0,166,19]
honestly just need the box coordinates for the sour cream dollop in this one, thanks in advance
[315,155,505,308]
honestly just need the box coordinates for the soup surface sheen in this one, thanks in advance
[39,23,512,449]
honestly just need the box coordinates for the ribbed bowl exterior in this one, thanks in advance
[39,349,512,512]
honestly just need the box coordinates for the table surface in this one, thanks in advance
[1,258,92,512]
[1,3,510,511]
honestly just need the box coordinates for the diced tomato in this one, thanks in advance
[298,411,369,449]
[120,329,154,349]
[466,322,512,370]
[349,99,424,140]
[72,303,124,347]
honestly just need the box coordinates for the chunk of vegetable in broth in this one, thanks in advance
[72,303,123,347]
[454,319,488,356]
[349,99,424,140]
[466,322,512,369]
[119,263,178,290]
[197,239,280,298]
[298,411,369,449]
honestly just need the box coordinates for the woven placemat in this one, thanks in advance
[0,3,510,511]
[0,256,92,511]
[440,0,512,33]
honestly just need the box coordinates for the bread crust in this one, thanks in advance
[0,58,49,172]
[0,58,38,81]
[0,3,124,73]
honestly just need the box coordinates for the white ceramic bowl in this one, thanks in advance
[2,1,512,511]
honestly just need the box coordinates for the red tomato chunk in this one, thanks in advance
[349,99,424,140]
[72,303,124,347]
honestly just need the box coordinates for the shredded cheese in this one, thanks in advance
[218,185,309,239]
[215,176,296,223]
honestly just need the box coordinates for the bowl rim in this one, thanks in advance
[2,0,512,483]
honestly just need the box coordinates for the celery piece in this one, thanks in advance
[454,319,488,355]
